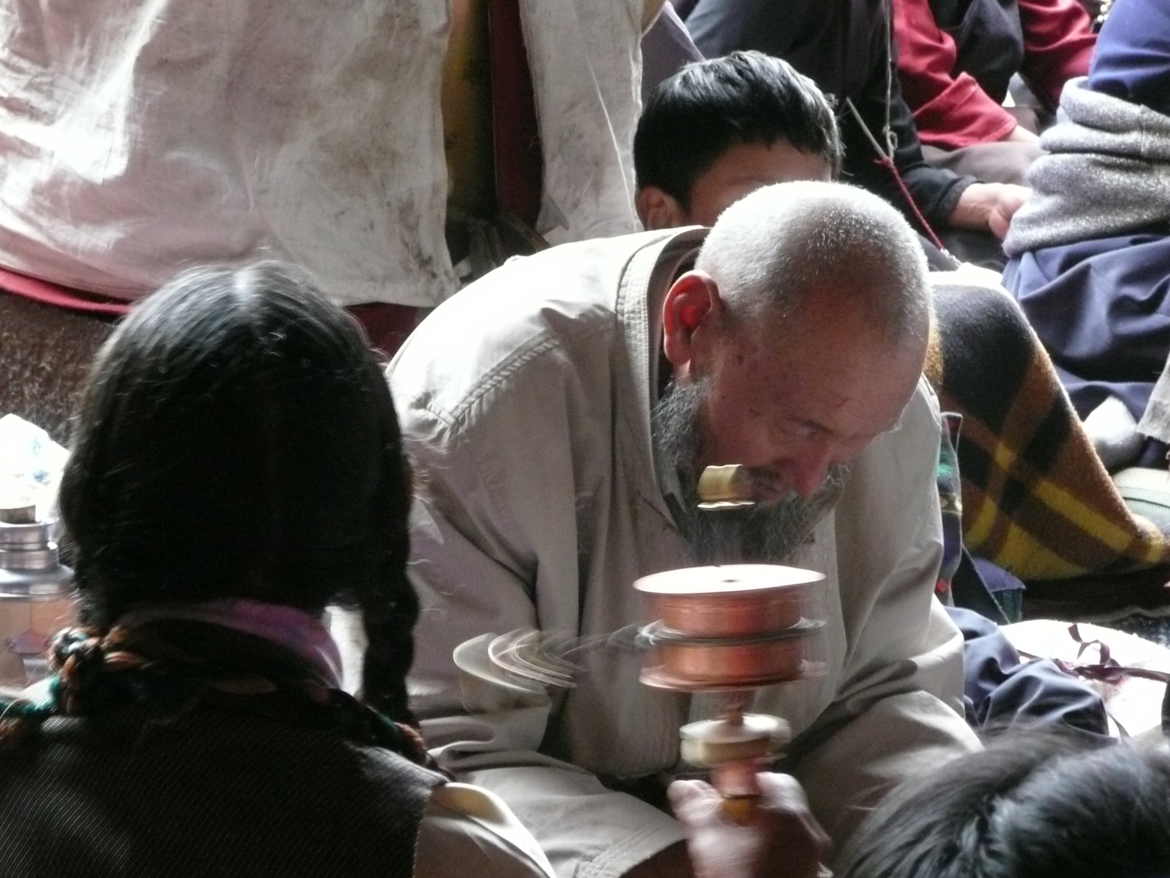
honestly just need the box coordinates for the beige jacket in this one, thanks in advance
[390,228,978,877]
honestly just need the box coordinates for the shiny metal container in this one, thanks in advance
[0,502,75,687]
[0,502,73,597]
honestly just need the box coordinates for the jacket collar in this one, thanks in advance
[614,226,707,525]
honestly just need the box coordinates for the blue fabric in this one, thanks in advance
[947,606,1110,738]
[1089,0,1170,115]
[972,556,1026,595]
[1004,233,1170,465]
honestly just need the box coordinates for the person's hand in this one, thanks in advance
[1003,124,1040,144]
[949,182,1031,239]
[668,772,830,878]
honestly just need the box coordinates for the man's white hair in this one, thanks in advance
[695,181,930,342]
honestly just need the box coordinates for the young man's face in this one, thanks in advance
[639,140,833,230]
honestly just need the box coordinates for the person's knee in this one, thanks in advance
[932,282,1036,390]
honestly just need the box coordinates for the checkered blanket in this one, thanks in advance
[927,276,1170,580]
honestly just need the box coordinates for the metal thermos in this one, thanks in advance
[0,502,75,687]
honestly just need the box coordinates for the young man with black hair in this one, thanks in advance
[635,51,841,230]
[679,0,1030,256]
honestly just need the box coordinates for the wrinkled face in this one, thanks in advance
[686,140,832,227]
[653,373,851,562]
[701,300,924,500]
[654,298,924,561]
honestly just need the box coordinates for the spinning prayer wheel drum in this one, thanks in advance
[635,563,826,821]
[634,564,825,685]
[636,563,823,637]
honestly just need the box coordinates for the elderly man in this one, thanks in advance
[390,182,977,877]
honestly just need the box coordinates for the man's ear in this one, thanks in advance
[637,185,688,231]
[662,271,723,375]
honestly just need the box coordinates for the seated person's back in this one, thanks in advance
[0,263,552,877]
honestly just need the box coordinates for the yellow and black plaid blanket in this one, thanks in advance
[928,274,1170,581]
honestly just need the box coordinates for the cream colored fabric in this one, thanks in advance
[418,783,556,877]
[390,228,979,877]
[0,2,650,308]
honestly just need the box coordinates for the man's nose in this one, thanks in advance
[787,443,835,498]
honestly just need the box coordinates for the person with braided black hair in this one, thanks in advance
[0,262,553,877]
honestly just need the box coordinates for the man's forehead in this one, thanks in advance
[735,332,920,432]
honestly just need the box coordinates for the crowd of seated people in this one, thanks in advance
[1,0,1170,875]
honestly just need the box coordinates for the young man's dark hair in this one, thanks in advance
[634,50,843,209]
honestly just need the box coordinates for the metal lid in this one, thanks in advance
[0,502,73,595]
[634,564,824,597]
[0,503,37,524]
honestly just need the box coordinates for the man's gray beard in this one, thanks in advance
[651,377,851,565]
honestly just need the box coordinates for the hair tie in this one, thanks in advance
[49,627,107,713]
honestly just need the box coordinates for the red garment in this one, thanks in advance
[894,0,1096,150]
[0,265,420,357]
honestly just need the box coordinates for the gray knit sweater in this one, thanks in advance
[1003,76,1170,256]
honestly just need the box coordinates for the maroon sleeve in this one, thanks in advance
[893,0,1019,150]
[1017,0,1096,110]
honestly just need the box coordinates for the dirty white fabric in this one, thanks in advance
[0,1,454,307]
[521,0,643,243]
[389,227,979,877]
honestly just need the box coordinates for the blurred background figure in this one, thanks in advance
[893,0,1096,184]
[1003,0,1170,477]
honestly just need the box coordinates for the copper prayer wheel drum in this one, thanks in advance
[635,564,823,639]
[641,623,815,685]
[635,564,825,688]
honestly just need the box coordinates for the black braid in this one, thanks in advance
[357,368,420,727]
[358,571,419,725]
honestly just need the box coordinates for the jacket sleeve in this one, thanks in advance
[398,397,686,878]
[1017,0,1095,110]
[786,380,981,859]
[893,0,1021,148]
[845,8,975,229]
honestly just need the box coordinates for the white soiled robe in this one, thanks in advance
[389,227,980,877]
[0,0,454,306]
[0,0,645,307]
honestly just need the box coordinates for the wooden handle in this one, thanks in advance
[721,793,759,825]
